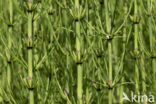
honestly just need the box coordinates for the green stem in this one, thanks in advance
[108,41,113,104]
[7,0,13,87]
[119,4,128,104]
[63,4,70,103]
[148,0,155,91]
[75,0,83,104]
[28,1,34,104]
[119,26,126,104]
[134,0,139,94]
[139,6,147,102]
[104,0,113,103]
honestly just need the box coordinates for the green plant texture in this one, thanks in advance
[0,0,155,104]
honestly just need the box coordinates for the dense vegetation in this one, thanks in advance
[0,0,155,104]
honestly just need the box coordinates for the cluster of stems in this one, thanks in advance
[0,0,155,104]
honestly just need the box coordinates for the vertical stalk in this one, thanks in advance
[86,1,92,103]
[112,15,118,104]
[141,54,146,103]
[139,6,147,103]
[119,23,126,104]
[119,32,125,103]
[119,4,127,104]
[75,0,83,104]
[104,0,112,104]
[27,0,34,104]
[108,41,113,104]
[7,0,13,87]
[134,0,139,94]
[148,0,156,91]
[63,1,70,102]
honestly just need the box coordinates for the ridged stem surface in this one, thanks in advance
[28,1,34,103]
[134,0,139,94]
[104,0,113,103]
[75,0,83,104]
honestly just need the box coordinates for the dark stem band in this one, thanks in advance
[28,87,34,91]
[76,62,83,65]
[27,46,33,50]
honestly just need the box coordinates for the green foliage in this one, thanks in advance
[0,0,155,104]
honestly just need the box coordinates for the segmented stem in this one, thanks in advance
[134,0,139,94]
[104,0,113,103]
[75,0,83,104]
[28,1,34,104]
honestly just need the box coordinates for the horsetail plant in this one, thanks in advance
[0,0,155,104]
[104,0,113,103]
[75,0,83,103]
[119,4,128,104]
[134,0,140,94]
[138,6,147,103]
[27,0,34,104]
[147,0,156,91]
[7,0,13,87]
